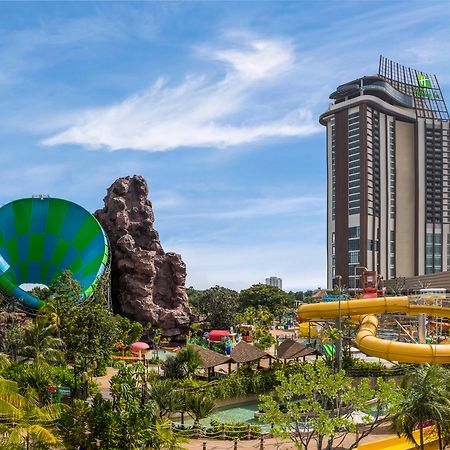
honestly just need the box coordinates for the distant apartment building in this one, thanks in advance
[321,56,449,289]
[265,276,282,289]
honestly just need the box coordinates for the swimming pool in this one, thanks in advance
[174,401,270,431]
[145,349,176,361]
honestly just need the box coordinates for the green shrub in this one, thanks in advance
[209,419,261,440]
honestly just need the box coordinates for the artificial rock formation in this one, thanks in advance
[95,175,194,337]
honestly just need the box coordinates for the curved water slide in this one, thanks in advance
[298,297,450,364]
[0,198,109,310]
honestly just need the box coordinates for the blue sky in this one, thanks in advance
[1,1,449,292]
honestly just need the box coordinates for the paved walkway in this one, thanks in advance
[184,423,397,449]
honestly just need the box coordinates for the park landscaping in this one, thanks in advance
[0,274,449,449]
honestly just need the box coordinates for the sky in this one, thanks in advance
[1,1,450,292]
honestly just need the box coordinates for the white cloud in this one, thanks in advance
[42,37,321,152]
[162,194,326,220]
[214,38,294,81]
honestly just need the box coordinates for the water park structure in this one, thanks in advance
[0,197,110,310]
[298,291,450,364]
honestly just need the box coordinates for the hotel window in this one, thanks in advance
[425,125,443,224]
[348,112,360,215]
[389,121,396,219]
[331,118,336,220]
[426,233,442,273]
[390,230,395,278]
[447,234,450,271]
[348,226,360,288]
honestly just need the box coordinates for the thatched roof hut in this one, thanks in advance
[277,338,307,360]
[277,338,321,360]
[189,344,230,369]
[230,341,270,364]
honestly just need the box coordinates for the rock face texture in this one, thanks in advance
[95,176,194,337]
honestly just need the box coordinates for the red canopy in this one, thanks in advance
[208,330,230,341]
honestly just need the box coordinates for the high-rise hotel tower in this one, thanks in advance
[320,56,449,289]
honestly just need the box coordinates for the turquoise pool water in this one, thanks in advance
[175,401,270,431]
[146,349,176,361]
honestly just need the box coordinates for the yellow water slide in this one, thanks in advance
[297,297,450,364]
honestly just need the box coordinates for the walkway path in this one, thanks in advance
[185,423,397,449]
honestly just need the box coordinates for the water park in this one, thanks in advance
[0,193,450,449]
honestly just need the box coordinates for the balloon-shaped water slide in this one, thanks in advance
[0,197,109,309]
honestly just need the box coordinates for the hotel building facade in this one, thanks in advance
[320,57,449,289]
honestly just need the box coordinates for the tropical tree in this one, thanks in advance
[195,286,240,329]
[177,346,201,377]
[185,392,215,431]
[163,347,201,379]
[239,284,294,316]
[236,306,276,350]
[2,322,25,362]
[393,364,450,450]
[150,380,183,419]
[259,360,402,450]
[22,320,63,365]
[0,379,60,449]
[115,315,144,347]
[155,418,188,450]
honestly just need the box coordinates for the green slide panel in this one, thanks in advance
[0,197,109,309]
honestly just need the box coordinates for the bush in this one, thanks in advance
[3,362,98,402]
[210,419,261,440]
[343,358,408,377]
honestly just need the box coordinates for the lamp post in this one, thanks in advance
[335,275,343,371]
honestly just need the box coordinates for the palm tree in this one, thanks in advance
[0,378,60,449]
[185,392,215,433]
[23,320,63,365]
[150,380,184,419]
[177,346,201,377]
[392,364,450,450]
[155,418,188,450]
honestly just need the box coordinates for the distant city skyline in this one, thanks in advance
[0,2,449,291]
[265,276,282,290]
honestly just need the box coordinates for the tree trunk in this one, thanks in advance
[437,423,443,450]
[317,435,323,450]
[419,422,424,450]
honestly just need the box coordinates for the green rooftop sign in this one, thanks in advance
[413,72,440,100]
[417,73,432,89]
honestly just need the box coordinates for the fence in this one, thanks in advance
[174,423,270,441]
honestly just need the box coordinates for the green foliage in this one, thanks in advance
[2,322,25,362]
[58,392,162,450]
[343,358,409,377]
[151,380,184,418]
[114,315,144,347]
[22,320,64,365]
[163,347,201,379]
[209,419,260,440]
[2,362,97,403]
[393,364,450,449]
[236,306,276,349]
[239,283,294,316]
[186,286,202,312]
[258,360,402,450]
[0,378,60,449]
[29,285,51,302]
[195,286,239,329]
[184,392,215,429]
[63,301,118,375]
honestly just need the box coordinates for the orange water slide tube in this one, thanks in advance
[298,297,450,364]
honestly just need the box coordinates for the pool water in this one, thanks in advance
[146,349,176,361]
[175,401,270,431]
